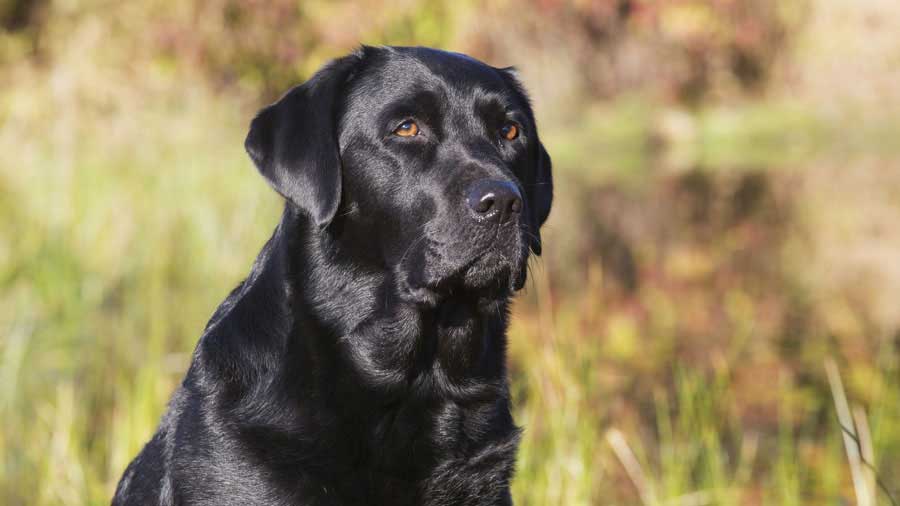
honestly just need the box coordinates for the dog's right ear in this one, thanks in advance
[245,52,363,229]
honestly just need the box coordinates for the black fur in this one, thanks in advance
[112,46,553,506]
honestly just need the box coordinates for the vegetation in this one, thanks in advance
[1,1,898,504]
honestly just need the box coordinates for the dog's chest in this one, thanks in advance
[342,398,517,505]
[366,399,484,470]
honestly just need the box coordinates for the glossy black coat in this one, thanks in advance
[112,46,553,506]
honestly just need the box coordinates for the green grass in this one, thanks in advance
[545,97,900,183]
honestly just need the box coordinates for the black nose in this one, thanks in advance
[466,180,523,223]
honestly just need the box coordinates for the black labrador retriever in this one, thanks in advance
[112,45,552,506]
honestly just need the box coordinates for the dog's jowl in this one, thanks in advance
[112,46,553,506]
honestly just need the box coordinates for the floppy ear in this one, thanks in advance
[244,54,361,229]
[496,66,553,255]
[526,142,553,255]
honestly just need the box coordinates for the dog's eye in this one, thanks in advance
[393,120,419,137]
[500,122,519,141]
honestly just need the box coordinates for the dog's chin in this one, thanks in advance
[400,248,527,306]
[459,251,519,293]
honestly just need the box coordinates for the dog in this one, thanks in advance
[112,45,552,506]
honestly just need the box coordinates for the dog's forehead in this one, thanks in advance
[390,47,504,84]
[346,47,513,110]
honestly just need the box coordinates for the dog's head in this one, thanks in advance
[245,46,552,303]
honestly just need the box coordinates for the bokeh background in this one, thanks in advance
[2,1,899,504]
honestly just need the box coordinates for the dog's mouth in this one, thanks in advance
[459,249,519,290]
[397,236,528,306]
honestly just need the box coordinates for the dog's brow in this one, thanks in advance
[472,86,519,111]
[474,93,520,123]
[381,89,444,119]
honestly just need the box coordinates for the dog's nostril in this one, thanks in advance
[510,198,522,214]
[475,193,496,214]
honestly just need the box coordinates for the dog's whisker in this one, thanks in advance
[398,230,429,267]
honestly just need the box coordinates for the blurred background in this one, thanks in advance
[1,0,899,504]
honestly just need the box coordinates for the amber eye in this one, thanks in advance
[394,120,419,137]
[500,122,519,141]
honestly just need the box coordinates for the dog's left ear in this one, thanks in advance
[527,142,553,255]
[497,66,553,255]
[245,52,362,229]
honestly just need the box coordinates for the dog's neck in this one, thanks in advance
[287,206,512,402]
[199,206,512,407]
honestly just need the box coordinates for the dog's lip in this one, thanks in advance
[411,250,491,293]
[396,226,529,304]
[408,249,522,301]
